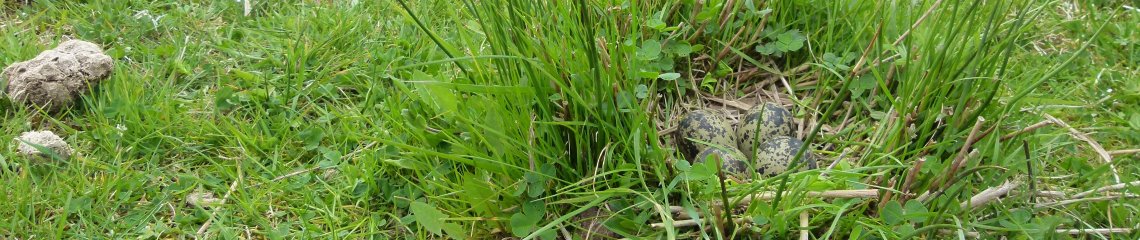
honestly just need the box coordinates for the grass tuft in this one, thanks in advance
[0,0,1137,239]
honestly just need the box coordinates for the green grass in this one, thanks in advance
[1,0,1137,239]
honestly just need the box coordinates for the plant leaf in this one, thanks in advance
[647,18,666,30]
[412,71,459,114]
[635,84,649,99]
[1129,112,1140,130]
[298,127,325,150]
[903,200,929,223]
[442,223,468,240]
[670,42,693,55]
[637,39,662,60]
[881,200,903,225]
[849,75,876,97]
[410,201,447,235]
[776,30,806,51]
[756,43,778,55]
[510,212,534,237]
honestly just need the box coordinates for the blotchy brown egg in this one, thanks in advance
[676,109,737,161]
[736,102,795,155]
[694,147,750,178]
[753,136,817,176]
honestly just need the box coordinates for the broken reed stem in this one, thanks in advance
[1000,120,1054,141]
[1034,195,1137,209]
[939,228,1132,237]
[1073,180,1140,198]
[899,157,926,202]
[1035,190,1067,199]
[1054,228,1133,235]
[961,181,1020,210]
[1108,149,1140,156]
[878,177,898,209]
[848,20,881,78]
[799,211,809,240]
[940,117,986,190]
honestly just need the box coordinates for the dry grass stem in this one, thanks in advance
[1073,180,1140,198]
[1043,113,1121,183]
[961,181,1020,210]
[1000,120,1054,141]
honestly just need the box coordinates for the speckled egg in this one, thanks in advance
[676,110,737,161]
[736,102,795,155]
[754,136,817,176]
[694,147,750,177]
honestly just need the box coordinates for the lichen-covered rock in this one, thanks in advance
[736,102,795,155]
[4,40,113,112]
[694,147,750,178]
[14,130,72,160]
[753,136,816,176]
[676,109,736,161]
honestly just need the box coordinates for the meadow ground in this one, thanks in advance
[1,0,1138,239]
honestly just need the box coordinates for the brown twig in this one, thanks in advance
[917,150,979,202]
[940,117,987,190]
[658,126,678,137]
[853,54,902,77]
[715,15,748,62]
[878,177,898,209]
[899,157,926,202]
[848,21,881,78]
